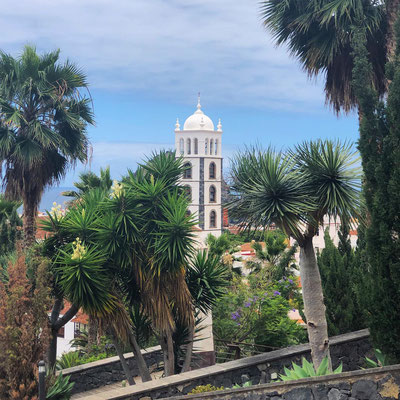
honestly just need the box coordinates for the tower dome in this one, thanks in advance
[183,97,215,131]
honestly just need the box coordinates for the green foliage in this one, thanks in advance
[186,250,230,314]
[56,352,82,370]
[56,351,111,370]
[62,166,112,200]
[352,20,400,362]
[260,0,386,113]
[232,381,252,389]
[213,272,306,357]
[0,45,94,244]
[229,142,360,243]
[46,372,74,400]
[318,226,366,336]
[43,150,228,375]
[188,384,224,394]
[279,357,342,381]
[364,349,388,369]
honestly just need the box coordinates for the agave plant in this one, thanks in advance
[46,372,75,400]
[364,349,388,368]
[279,356,343,381]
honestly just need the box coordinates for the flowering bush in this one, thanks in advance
[213,274,306,353]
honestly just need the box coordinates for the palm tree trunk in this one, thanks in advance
[128,332,152,382]
[161,332,175,376]
[386,0,400,61]
[22,198,36,248]
[110,330,135,386]
[181,323,194,373]
[299,237,331,370]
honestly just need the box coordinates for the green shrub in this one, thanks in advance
[232,381,252,389]
[47,372,74,400]
[56,352,82,370]
[280,357,342,381]
[188,384,224,394]
[364,349,388,368]
[56,351,110,370]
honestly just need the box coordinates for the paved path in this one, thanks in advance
[71,370,164,399]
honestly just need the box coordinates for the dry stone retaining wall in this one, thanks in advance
[60,346,163,394]
[80,330,374,400]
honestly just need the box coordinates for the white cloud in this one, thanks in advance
[0,0,325,111]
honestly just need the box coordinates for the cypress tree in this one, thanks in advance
[352,18,400,361]
[318,225,365,336]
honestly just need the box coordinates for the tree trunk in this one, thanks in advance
[299,237,331,370]
[110,330,135,386]
[87,315,98,354]
[47,298,63,370]
[181,323,194,373]
[386,0,400,61]
[161,332,175,376]
[22,198,37,248]
[48,301,79,370]
[128,332,152,382]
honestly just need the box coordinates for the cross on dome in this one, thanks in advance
[183,95,215,131]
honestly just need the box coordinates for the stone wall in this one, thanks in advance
[167,365,400,400]
[81,329,374,400]
[60,346,163,394]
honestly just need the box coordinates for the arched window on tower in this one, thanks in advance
[205,139,208,155]
[209,185,216,203]
[183,185,192,201]
[210,139,214,155]
[179,138,184,155]
[187,138,191,155]
[209,162,216,179]
[194,138,198,154]
[210,210,217,228]
[215,139,218,155]
[183,162,192,179]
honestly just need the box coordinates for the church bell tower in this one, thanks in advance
[175,95,223,241]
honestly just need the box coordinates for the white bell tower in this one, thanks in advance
[175,95,223,242]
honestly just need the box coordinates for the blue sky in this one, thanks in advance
[1,0,358,190]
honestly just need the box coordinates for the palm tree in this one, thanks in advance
[62,166,112,200]
[0,45,94,246]
[260,0,387,113]
[229,140,360,369]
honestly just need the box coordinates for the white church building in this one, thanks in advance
[175,96,223,244]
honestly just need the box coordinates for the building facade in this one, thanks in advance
[175,96,223,243]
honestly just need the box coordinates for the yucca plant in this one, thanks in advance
[280,357,343,381]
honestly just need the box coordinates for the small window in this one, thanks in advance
[183,163,192,179]
[210,211,216,228]
[205,139,208,155]
[187,138,191,155]
[184,185,192,201]
[210,185,216,203]
[194,138,198,154]
[215,139,218,155]
[209,162,216,179]
[179,138,184,155]
[210,139,214,155]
